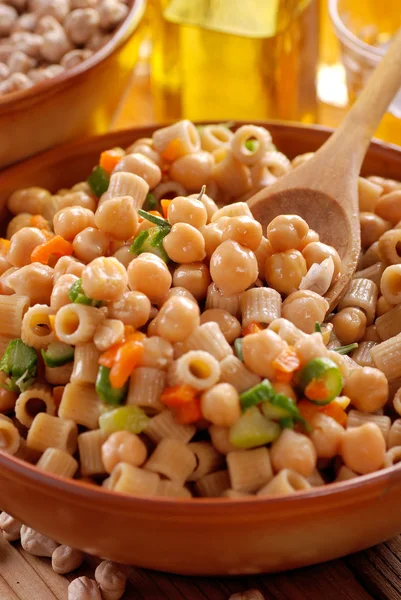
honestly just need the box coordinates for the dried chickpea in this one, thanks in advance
[167,196,208,229]
[7,227,47,267]
[242,330,286,379]
[127,253,172,303]
[265,249,307,296]
[341,423,385,474]
[343,367,388,413]
[68,577,101,600]
[81,257,127,302]
[52,545,84,575]
[108,291,151,328]
[73,228,110,263]
[282,290,329,334]
[64,8,100,45]
[163,223,206,263]
[359,212,391,248]
[172,263,211,301]
[266,214,309,251]
[95,196,138,240]
[155,295,200,342]
[331,307,367,345]
[102,431,147,474]
[53,207,95,240]
[380,264,401,304]
[201,383,241,427]
[210,240,258,296]
[95,561,127,600]
[97,0,129,29]
[374,190,401,225]
[200,308,241,344]
[310,413,344,459]
[221,216,262,251]
[199,223,223,259]
[302,242,341,279]
[270,429,317,477]
[169,152,214,191]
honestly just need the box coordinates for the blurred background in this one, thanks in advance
[113,0,401,145]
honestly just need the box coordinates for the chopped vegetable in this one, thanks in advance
[87,165,110,197]
[160,139,187,161]
[109,340,144,388]
[241,322,263,336]
[229,406,280,449]
[160,199,172,219]
[99,148,124,174]
[298,357,343,405]
[297,400,321,426]
[137,209,171,229]
[0,238,10,254]
[272,346,300,381]
[29,215,50,230]
[30,235,73,265]
[68,279,102,307]
[143,193,157,211]
[0,339,37,392]
[41,342,74,367]
[320,401,347,426]
[175,398,203,424]
[99,405,150,434]
[130,226,170,263]
[314,322,322,333]
[334,343,359,355]
[239,379,274,410]
[161,384,198,407]
[279,417,294,429]
[245,139,258,152]
[234,337,243,361]
[96,365,128,405]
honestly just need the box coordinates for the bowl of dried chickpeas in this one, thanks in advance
[0,0,146,169]
[0,120,401,576]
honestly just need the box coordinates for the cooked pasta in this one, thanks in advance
[1,120,401,499]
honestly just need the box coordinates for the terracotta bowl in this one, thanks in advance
[0,0,146,170]
[0,122,401,576]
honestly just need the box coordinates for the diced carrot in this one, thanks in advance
[125,332,146,344]
[148,210,163,218]
[29,214,50,230]
[297,400,321,426]
[99,342,124,368]
[109,340,144,388]
[175,398,203,424]
[160,199,172,219]
[161,139,186,162]
[30,235,73,265]
[99,148,125,174]
[161,384,197,408]
[272,346,300,383]
[0,238,10,255]
[321,402,347,427]
[123,325,136,339]
[275,370,294,383]
[305,379,329,402]
[241,322,263,336]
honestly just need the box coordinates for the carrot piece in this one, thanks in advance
[297,400,321,426]
[161,385,197,408]
[275,370,294,383]
[109,341,144,388]
[29,214,50,230]
[321,402,347,427]
[30,235,73,265]
[125,332,146,343]
[161,139,186,161]
[123,325,136,339]
[99,342,124,368]
[241,322,263,336]
[99,148,124,174]
[305,379,329,402]
[148,210,163,218]
[0,238,10,254]
[175,398,203,424]
[160,199,172,219]
[272,346,300,383]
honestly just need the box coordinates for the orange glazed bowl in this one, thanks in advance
[0,123,401,575]
[0,0,146,170]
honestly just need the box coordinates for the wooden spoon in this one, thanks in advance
[248,29,401,310]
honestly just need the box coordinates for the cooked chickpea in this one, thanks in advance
[199,223,223,259]
[242,330,286,379]
[6,263,53,304]
[330,307,367,345]
[341,423,385,474]
[310,413,344,459]
[376,294,394,317]
[113,153,161,189]
[169,152,214,191]
[210,240,258,296]
[302,241,341,279]
[359,212,391,248]
[282,290,329,334]
[380,264,401,304]
[7,187,50,216]
[200,308,241,344]
[172,263,211,301]
[221,216,262,251]
[50,274,79,311]
[270,429,317,477]
[265,249,307,296]
[93,318,124,352]
[362,324,381,342]
[127,253,172,303]
[138,336,173,370]
[166,286,197,305]
[7,227,47,267]
[101,431,147,474]
[201,383,240,427]
[155,295,200,342]
[266,214,309,252]
[343,367,388,413]
[374,190,401,225]
[58,191,96,213]
[271,381,297,401]
[253,236,274,277]
[187,192,218,222]
[113,245,134,268]
[73,228,110,263]
[108,290,151,328]
[81,257,127,302]
[167,196,208,229]
[94,196,138,240]
[298,229,320,251]
[294,331,329,366]
[53,256,84,281]
[53,206,95,240]
[163,223,206,263]
[209,424,237,454]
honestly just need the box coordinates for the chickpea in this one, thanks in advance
[172,263,211,301]
[94,196,138,240]
[61,48,93,69]
[53,206,95,240]
[266,214,309,252]
[67,577,101,600]
[341,423,385,474]
[127,253,171,303]
[199,223,223,260]
[265,249,307,296]
[97,0,129,30]
[376,294,395,316]
[155,295,200,342]
[52,545,84,575]
[50,274,79,311]
[302,241,341,279]
[163,223,206,263]
[282,290,329,334]
[167,196,208,229]
[210,240,258,296]
[7,227,47,267]
[112,153,161,189]
[187,192,218,222]
[380,264,401,304]
[298,229,320,250]
[294,331,329,366]
[374,190,401,225]
[242,330,287,379]
[169,152,214,191]
[165,286,197,305]
[6,263,53,304]
[359,212,391,248]
[8,51,36,75]
[310,413,344,459]
[81,257,127,302]
[209,424,237,455]
[58,191,96,213]
[53,256,84,281]
[108,290,151,328]
[102,431,147,474]
[7,187,50,216]
[95,561,127,600]
[362,324,381,342]
[271,381,297,401]
[93,319,124,352]
[30,0,70,21]
[64,8,100,45]
[270,429,317,477]
[72,228,110,263]
[139,336,173,370]
[343,367,388,413]
[221,216,262,251]
[0,4,18,36]
[331,307,367,345]
[200,308,241,344]
[201,383,240,427]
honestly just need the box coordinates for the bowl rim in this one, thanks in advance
[0,0,146,108]
[1,120,401,516]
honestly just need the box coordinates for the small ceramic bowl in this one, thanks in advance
[0,122,401,575]
[0,0,146,170]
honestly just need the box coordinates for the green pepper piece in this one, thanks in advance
[130,226,170,263]
[240,379,275,410]
[0,339,37,392]
[99,405,150,434]
[68,279,102,307]
[245,139,258,152]
[298,357,343,405]
[87,165,109,198]
[41,342,74,367]
[143,193,157,211]
[279,417,294,429]
[96,366,128,406]
[229,406,280,449]
[137,209,171,229]
[234,338,243,361]
[314,322,322,333]
[334,343,358,355]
